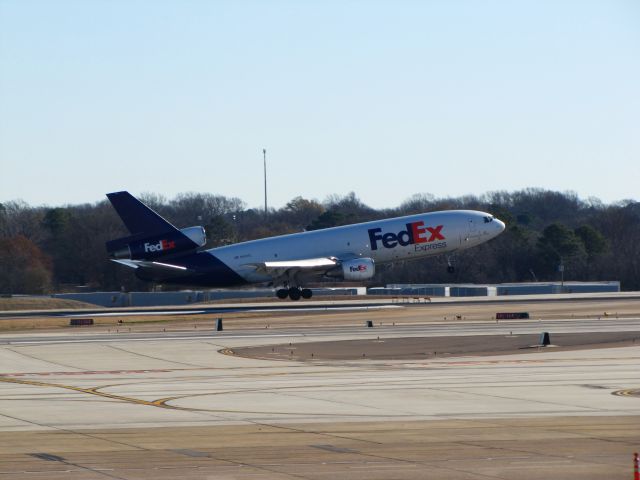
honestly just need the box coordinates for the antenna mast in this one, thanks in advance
[263,148,267,216]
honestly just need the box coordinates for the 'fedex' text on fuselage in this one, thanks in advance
[368,221,445,251]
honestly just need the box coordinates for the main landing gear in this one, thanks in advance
[276,287,313,301]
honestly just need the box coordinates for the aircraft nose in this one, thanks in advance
[495,218,506,233]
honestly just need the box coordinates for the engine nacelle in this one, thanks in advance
[341,258,375,281]
[180,226,207,248]
[107,225,207,260]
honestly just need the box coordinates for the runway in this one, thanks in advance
[2,316,640,345]
[0,299,639,479]
[2,291,640,319]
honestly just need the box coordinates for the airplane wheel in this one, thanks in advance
[301,288,313,299]
[447,265,455,274]
[288,288,301,301]
[276,289,289,299]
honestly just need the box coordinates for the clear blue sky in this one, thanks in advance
[1,0,638,209]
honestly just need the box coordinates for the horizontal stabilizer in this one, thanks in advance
[112,259,191,272]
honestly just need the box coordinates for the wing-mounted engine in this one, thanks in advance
[106,226,207,260]
[327,257,375,281]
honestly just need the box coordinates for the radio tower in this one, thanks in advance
[263,148,268,216]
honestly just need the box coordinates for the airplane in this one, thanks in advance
[106,191,505,300]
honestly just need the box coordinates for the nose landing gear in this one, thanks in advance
[447,256,455,274]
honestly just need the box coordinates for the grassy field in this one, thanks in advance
[0,297,97,311]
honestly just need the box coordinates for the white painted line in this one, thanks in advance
[5,333,307,345]
[67,310,207,317]
[63,305,402,317]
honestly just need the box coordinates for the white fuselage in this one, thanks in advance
[207,210,505,283]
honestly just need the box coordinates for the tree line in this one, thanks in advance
[1,188,638,293]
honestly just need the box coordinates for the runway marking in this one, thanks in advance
[4,332,307,345]
[2,346,83,371]
[104,343,208,368]
[2,373,498,421]
[1,368,179,377]
[396,355,640,367]
[311,444,359,454]
[30,453,66,462]
[26,452,130,480]
[171,448,211,458]
[148,391,417,417]
[0,364,345,378]
[0,376,191,411]
[0,375,408,418]
[62,305,403,318]
[67,310,207,317]
[611,388,640,398]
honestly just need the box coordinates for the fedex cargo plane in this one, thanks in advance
[106,191,505,300]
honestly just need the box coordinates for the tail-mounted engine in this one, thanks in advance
[106,226,206,260]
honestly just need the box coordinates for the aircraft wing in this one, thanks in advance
[245,257,339,278]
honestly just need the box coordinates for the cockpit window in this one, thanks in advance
[483,215,494,223]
